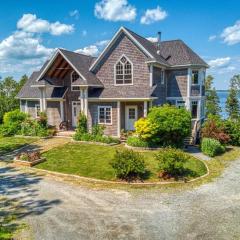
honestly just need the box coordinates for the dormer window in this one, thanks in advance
[71,71,80,91]
[115,56,133,85]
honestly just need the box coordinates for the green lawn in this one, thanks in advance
[37,143,207,182]
[0,137,38,155]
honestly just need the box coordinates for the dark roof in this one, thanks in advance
[31,77,63,87]
[17,71,67,99]
[88,86,155,99]
[124,27,208,67]
[59,49,103,86]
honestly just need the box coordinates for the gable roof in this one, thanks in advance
[17,71,67,99]
[36,48,103,87]
[90,26,208,71]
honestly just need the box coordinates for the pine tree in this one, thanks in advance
[205,75,221,117]
[226,76,240,120]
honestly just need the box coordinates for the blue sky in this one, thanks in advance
[0,0,240,89]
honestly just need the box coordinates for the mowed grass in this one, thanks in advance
[0,137,38,155]
[38,143,207,182]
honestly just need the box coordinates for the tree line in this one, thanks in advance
[205,74,240,120]
[0,75,28,123]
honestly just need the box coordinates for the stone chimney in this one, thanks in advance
[157,31,161,55]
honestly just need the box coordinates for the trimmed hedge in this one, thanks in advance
[201,138,225,157]
[126,136,153,148]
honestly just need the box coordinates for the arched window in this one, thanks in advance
[71,71,80,91]
[71,71,79,83]
[115,56,133,85]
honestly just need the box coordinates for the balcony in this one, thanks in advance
[191,85,201,96]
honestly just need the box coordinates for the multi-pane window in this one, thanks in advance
[115,56,133,84]
[191,101,198,119]
[192,70,199,84]
[72,71,79,82]
[98,106,112,124]
[71,71,80,91]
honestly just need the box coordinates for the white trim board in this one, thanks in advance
[36,49,87,84]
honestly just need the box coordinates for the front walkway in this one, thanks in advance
[0,137,71,162]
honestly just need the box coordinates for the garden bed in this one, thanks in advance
[36,143,207,182]
[14,157,46,167]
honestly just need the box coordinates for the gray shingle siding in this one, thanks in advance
[95,34,151,99]
[166,69,188,97]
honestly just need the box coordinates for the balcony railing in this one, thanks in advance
[191,85,201,96]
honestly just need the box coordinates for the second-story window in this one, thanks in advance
[71,71,80,91]
[192,70,199,84]
[115,56,133,85]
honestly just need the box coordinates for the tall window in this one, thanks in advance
[192,70,199,84]
[71,71,80,91]
[191,101,198,119]
[98,106,112,124]
[35,104,40,118]
[115,56,133,85]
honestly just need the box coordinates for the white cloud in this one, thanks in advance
[17,13,74,35]
[75,39,110,57]
[75,45,99,56]
[208,57,231,68]
[69,10,79,20]
[146,37,158,42]
[221,20,240,45]
[96,39,110,46]
[94,0,136,22]
[0,31,54,75]
[208,35,217,41]
[140,6,167,25]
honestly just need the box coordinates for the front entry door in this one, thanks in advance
[72,101,81,127]
[125,105,138,131]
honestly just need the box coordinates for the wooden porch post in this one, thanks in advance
[84,88,88,117]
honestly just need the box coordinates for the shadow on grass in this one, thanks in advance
[0,166,61,238]
[0,143,44,162]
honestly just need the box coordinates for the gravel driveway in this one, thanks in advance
[1,158,240,240]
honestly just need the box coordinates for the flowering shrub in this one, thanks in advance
[134,105,191,147]
[201,117,230,144]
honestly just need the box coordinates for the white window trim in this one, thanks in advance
[35,104,40,118]
[98,106,112,125]
[71,70,81,91]
[114,54,133,86]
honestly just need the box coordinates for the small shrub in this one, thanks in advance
[92,124,105,136]
[110,149,147,181]
[201,138,225,157]
[126,136,152,148]
[37,112,47,128]
[76,111,87,134]
[155,148,189,177]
